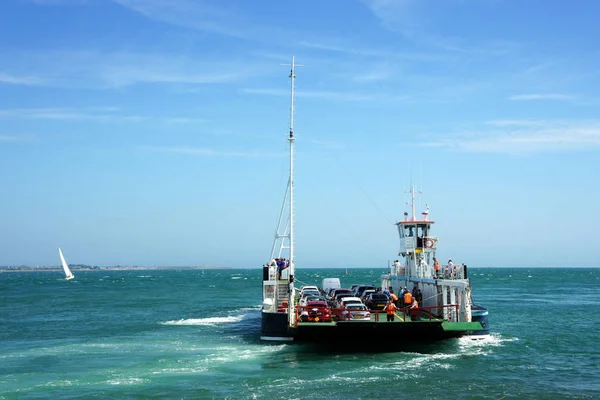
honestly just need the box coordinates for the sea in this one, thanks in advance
[1,267,599,400]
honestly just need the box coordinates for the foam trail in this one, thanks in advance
[161,316,243,326]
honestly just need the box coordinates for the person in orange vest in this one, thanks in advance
[433,257,440,278]
[383,298,397,322]
[403,289,413,309]
[389,292,398,305]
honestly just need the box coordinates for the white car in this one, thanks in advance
[300,290,321,300]
[340,297,363,308]
[299,286,319,296]
[341,304,371,321]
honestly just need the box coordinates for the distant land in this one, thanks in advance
[0,265,232,272]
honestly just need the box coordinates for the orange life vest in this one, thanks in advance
[434,260,440,271]
[386,303,397,315]
[403,292,413,305]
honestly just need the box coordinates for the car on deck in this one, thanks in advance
[365,293,389,310]
[340,297,363,308]
[299,294,327,306]
[340,304,371,321]
[299,300,331,322]
[361,289,376,303]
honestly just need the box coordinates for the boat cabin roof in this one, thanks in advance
[396,220,435,225]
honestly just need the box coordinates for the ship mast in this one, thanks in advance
[287,56,296,281]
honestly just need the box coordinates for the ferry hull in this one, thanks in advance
[260,312,292,342]
[293,320,484,345]
[470,307,490,336]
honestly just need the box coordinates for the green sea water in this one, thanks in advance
[1,267,599,399]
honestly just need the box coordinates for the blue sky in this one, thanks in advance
[1,0,599,268]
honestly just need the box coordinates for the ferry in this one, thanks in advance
[260,58,489,345]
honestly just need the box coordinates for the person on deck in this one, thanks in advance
[403,289,413,309]
[389,292,399,306]
[410,298,419,321]
[446,259,454,278]
[383,299,397,322]
[433,258,440,278]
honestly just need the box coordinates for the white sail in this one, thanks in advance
[59,247,75,280]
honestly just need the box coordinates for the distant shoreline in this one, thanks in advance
[0,266,232,272]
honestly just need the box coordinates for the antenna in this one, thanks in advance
[405,185,422,221]
[281,56,305,140]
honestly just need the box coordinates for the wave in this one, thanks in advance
[457,332,515,354]
[160,315,244,326]
[105,377,150,386]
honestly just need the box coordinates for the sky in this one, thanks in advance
[1,0,599,268]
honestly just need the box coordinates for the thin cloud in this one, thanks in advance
[362,0,517,56]
[487,120,547,127]
[0,72,45,86]
[0,107,145,122]
[420,120,600,154]
[150,146,281,158]
[0,133,35,142]
[241,88,376,101]
[352,67,394,83]
[30,0,92,4]
[0,107,206,124]
[508,94,576,101]
[1,50,254,89]
[112,0,272,40]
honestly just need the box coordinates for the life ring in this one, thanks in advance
[424,238,435,248]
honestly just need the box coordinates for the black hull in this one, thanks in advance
[294,321,464,345]
[260,312,292,341]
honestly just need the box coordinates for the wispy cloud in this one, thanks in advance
[508,93,576,101]
[362,0,517,56]
[0,71,45,86]
[0,133,34,142]
[352,66,394,83]
[0,107,205,124]
[112,0,270,40]
[30,0,92,4]
[487,119,547,127]
[148,146,281,158]
[241,88,377,101]
[1,50,257,89]
[305,138,346,150]
[420,119,600,154]
[0,107,144,122]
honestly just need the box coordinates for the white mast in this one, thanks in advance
[407,185,422,221]
[281,56,303,321]
[287,56,297,281]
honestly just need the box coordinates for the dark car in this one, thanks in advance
[365,293,389,310]
[329,288,353,301]
[333,293,355,307]
[299,301,332,322]
[354,285,376,298]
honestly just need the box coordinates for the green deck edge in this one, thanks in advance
[441,321,484,331]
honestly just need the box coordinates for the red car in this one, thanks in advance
[299,300,332,322]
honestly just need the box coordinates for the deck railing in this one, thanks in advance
[293,304,460,326]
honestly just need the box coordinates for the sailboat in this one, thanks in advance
[59,247,75,280]
[260,56,301,342]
